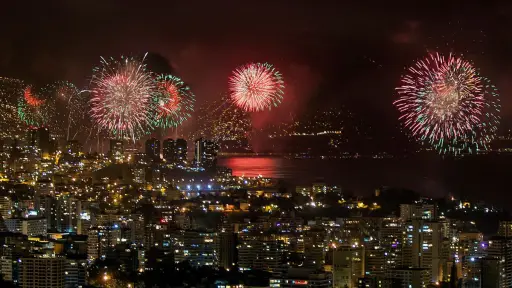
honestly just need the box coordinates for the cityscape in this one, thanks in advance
[1,1,512,288]
[0,130,508,288]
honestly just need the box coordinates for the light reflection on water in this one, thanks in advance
[217,155,508,203]
[218,156,429,192]
[218,157,297,179]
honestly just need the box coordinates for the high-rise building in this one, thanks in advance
[480,257,500,288]
[0,196,12,219]
[217,232,237,270]
[145,138,160,161]
[461,257,482,288]
[332,245,365,288]
[87,226,121,261]
[162,138,175,162]
[399,202,437,221]
[109,139,124,162]
[175,139,187,167]
[304,229,326,269]
[54,194,80,233]
[459,232,485,287]
[95,213,122,228]
[171,230,217,267]
[144,223,159,249]
[19,256,65,288]
[384,267,429,288]
[487,236,512,288]
[0,246,13,282]
[77,211,92,236]
[365,245,386,279]
[106,243,141,275]
[401,220,444,283]
[380,217,403,270]
[27,127,51,157]
[126,214,145,245]
[3,218,21,234]
[144,247,174,275]
[4,217,47,236]
[238,234,287,277]
[40,196,56,231]
[193,138,218,169]
[498,221,512,237]
[163,138,189,167]
[64,256,87,288]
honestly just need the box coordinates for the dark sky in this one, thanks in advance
[1,1,512,136]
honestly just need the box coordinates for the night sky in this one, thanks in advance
[1,1,512,139]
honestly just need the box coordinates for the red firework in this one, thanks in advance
[157,81,181,116]
[24,87,45,107]
[229,63,284,112]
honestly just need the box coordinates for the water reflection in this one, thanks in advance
[218,157,291,178]
[218,155,509,205]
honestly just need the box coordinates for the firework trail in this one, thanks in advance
[90,54,156,141]
[229,62,284,112]
[152,74,195,128]
[44,81,88,140]
[394,52,500,154]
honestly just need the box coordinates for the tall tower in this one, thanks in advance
[162,138,175,163]
[218,232,237,270]
[194,138,204,168]
[194,138,218,170]
[145,138,160,161]
[487,236,512,287]
[402,220,443,283]
[174,139,187,167]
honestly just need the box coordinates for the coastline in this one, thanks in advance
[218,154,512,207]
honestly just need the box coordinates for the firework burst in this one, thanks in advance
[395,52,500,154]
[191,95,252,144]
[212,102,251,142]
[229,62,284,112]
[152,74,195,128]
[24,87,45,107]
[90,54,155,141]
[18,85,56,127]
